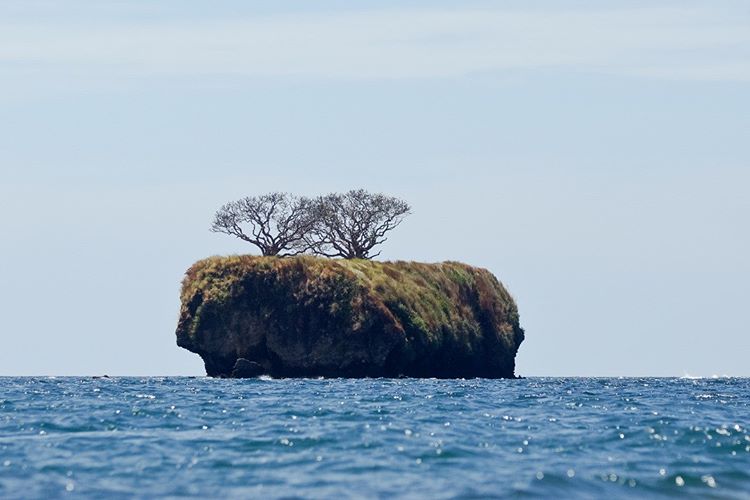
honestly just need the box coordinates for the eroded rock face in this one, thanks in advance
[176,256,524,378]
[231,358,265,378]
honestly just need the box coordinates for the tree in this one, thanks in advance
[308,189,411,259]
[211,192,316,256]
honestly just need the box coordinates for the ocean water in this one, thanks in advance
[0,377,748,499]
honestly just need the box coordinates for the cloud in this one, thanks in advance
[1,5,749,81]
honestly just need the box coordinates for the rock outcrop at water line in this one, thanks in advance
[176,255,524,378]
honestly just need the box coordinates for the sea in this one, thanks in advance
[0,377,748,499]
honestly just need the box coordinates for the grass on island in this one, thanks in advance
[180,255,519,347]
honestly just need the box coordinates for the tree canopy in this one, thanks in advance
[211,192,316,256]
[308,189,411,259]
[211,190,410,259]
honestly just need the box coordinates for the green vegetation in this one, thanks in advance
[336,259,517,343]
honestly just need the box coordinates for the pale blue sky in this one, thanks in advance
[1,1,748,376]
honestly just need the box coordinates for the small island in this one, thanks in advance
[175,190,524,378]
[176,256,524,378]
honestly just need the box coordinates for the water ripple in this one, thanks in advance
[0,377,748,498]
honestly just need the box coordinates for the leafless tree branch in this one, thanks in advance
[307,189,411,259]
[211,193,317,256]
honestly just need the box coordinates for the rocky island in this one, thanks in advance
[176,255,524,378]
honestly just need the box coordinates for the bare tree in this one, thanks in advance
[211,193,316,256]
[308,189,411,259]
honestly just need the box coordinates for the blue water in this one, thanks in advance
[1,377,748,499]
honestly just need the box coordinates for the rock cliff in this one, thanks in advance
[176,255,524,378]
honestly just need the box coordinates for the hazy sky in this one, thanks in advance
[1,0,748,376]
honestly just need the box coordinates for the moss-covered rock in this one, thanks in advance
[176,255,524,378]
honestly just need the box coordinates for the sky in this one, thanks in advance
[1,0,748,376]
